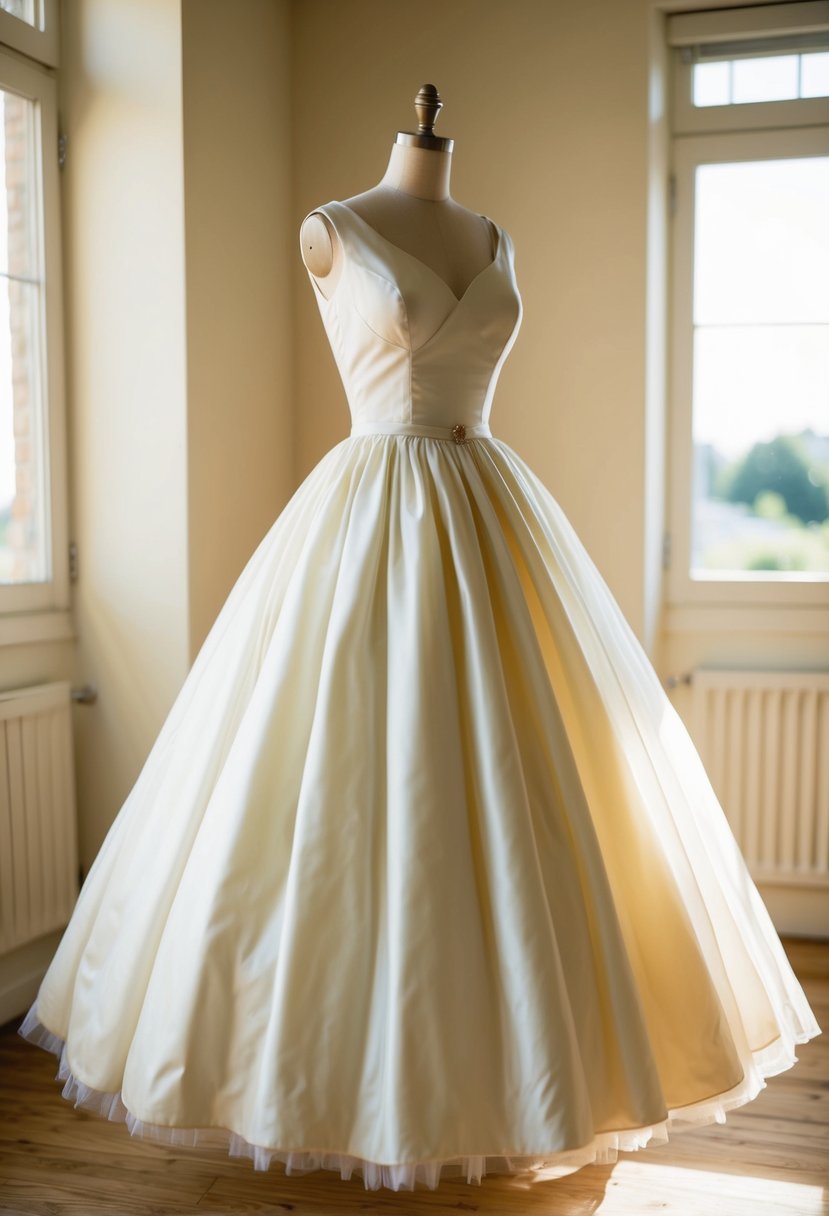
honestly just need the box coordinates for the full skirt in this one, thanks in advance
[18,431,821,1191]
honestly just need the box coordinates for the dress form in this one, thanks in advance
[300,84,495,301]
[18,74,822,1192]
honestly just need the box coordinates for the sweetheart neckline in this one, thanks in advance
[330,199,503,307]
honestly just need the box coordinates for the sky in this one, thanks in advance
[692,156,829,460]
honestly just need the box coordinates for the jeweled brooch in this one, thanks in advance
[452,423,467,444]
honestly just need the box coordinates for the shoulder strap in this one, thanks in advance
[482,215,498,260]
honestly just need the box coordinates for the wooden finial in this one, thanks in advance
[395,82,454,153]
[414,83,443,138]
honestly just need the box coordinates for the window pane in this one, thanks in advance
[0,0,36,27]
[0,86,49,585]
[694,158,829,325]
[691,157,829,579]
[694,61,730,107]
[801,51,829,98]
[732,54,799,104]
[691,48,829,109]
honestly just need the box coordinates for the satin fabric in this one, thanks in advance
[18,198,820,1192]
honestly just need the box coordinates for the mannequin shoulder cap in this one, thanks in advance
[299,210,340,279]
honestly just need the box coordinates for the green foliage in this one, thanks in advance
[746,549,807,572]
[722,434,829,525]
[753,490,787,520]
[699,519,829,573]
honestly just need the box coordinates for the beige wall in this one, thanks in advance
[59,0,190,866]
[292,0,658,639]
[182,0,294,654]
[57,0,294,865]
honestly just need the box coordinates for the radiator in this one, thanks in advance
[692,668,829,890]
[0,680,79,954]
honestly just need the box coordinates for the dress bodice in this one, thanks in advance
[303,200,523,440]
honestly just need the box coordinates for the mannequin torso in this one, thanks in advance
[300,142,495,302]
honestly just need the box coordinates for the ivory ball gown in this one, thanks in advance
[18,198,821,1192]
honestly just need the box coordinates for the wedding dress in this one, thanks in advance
[18,198,821,1192]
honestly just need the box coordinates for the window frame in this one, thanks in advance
[667,121,829,610]
[672,45,829,135]
[0,0,58,69]
[0,40,70,634]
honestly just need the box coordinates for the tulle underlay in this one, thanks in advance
[17,1003,813,1192]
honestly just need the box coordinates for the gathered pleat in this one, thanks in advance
[19,432,820,1192]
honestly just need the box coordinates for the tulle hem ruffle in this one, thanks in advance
[17,1001,818,1192]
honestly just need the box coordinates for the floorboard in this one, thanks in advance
[0,937,825,1215]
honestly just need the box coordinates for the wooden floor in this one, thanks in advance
[0,937,826,1216]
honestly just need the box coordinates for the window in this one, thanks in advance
[0,0,68,633]
[693,46,829,107]
[667,2,829,610]
[0,1,39,29]
[0,0,57,68]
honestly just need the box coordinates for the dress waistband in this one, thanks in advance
[350,420,492,442]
